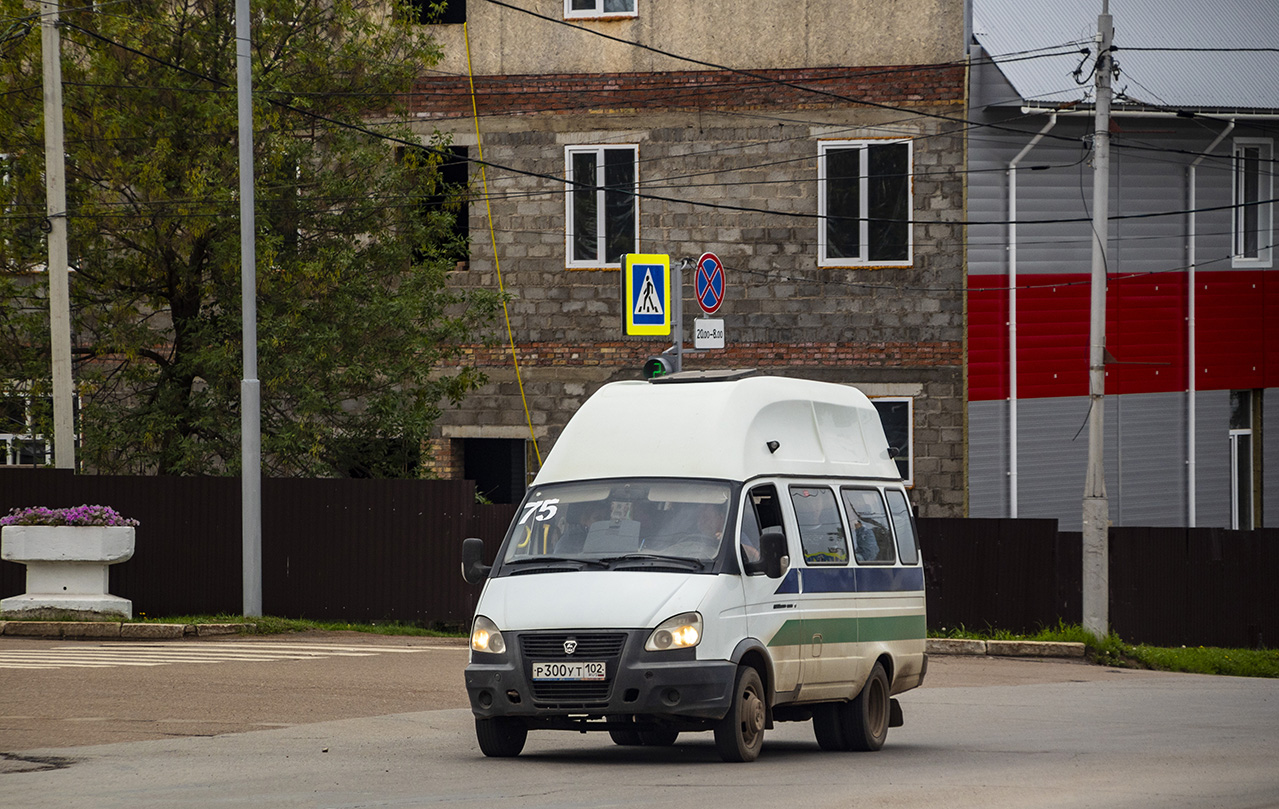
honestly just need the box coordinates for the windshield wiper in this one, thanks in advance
[601,553,705,571]
[503,556,610,570]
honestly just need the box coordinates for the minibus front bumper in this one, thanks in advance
[465,629,738,722]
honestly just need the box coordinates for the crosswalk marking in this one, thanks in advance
[0,641,446,670]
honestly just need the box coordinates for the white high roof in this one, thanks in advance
[973,0,1279,113]
[533,375,902,486]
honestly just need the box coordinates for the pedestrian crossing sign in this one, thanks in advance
[622,253,671,336]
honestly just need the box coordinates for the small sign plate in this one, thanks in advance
[693,318,725,350]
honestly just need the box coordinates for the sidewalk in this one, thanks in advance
[0,620,254,639]
[927,638,1086,658]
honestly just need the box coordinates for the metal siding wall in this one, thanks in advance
[966,399,1009,517]
[1195,390,1233,528]
[1014,396,1092,531]
[981,393,1190,530]
[1113,393,1187,527]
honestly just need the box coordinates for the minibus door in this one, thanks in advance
[737,482,805,696]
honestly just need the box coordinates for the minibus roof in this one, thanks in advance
[533,374,902,485]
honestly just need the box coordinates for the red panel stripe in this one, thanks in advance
[968,270,1271,401]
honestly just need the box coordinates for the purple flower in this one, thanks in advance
[0,505,139,527]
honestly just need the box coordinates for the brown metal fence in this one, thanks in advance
[0,469,516,629]
[2,469,1275,646]
[920,518,1278,649]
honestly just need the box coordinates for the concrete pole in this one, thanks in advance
[41,0,75,469]
[236,0,262,617]
[1082,4,1113,640]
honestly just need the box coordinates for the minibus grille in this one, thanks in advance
[520,633,627,659]
[519,632,628,706]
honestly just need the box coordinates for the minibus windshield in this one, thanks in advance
[499,479,733,571]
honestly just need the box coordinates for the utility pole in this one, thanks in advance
[236,0,262,617]
[41,0,74,469]
[1082,2,1113,640]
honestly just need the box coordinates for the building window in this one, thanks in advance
[403,0,465,24]
[1232,139,1273,268]
[565,0,635,19]
[818,139,912,267]
[1230,390,1257,530]
[872,397,913,486]
[463,438,528,504]
[565,145,638,268]
[1,393,51,467]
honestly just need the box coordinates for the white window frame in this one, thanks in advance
[1,390,51,467]
[1229,390,1255,530]
[871,396,914,487]
[1231,138,1273,269]
[564,144,639,269]
[817,138,913,268]
[564,0,636,19]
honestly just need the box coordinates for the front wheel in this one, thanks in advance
[713,666,766,762]
[475,717,527,757]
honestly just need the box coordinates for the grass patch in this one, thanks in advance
[133,613,466,638]
[931,621,1277,678]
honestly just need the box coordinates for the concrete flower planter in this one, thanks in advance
[1,525,135,618]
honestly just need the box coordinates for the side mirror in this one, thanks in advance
[742,528,789,579]
[759,529,788,579]
[461,537,491,584]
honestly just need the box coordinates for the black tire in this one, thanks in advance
[638,730,679,746]
[812,703,847,751]
[713,666,767,762]
[608,728,644,746]
[475,717,528,758]
[842,661,890,752]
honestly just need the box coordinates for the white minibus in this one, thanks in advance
[461,372,927,761]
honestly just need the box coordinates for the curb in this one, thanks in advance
[0,621,257,639]
[927,638,1087,658]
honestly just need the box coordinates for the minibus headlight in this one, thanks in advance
[645,612,702,652]
[471,615,506,655]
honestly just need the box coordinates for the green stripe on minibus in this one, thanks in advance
[766,614,926,648]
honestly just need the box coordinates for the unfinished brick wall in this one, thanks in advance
[424,70,966,516]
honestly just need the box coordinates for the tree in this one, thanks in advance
[0,0,498,476]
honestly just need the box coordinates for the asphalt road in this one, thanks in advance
[1,632,1277,809]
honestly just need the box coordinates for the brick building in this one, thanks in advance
[405,0,968,514]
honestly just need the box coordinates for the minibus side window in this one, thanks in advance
[840,487,895,565]
[789,486,848,565]
[885,489,920,565]
[739,484,784,570]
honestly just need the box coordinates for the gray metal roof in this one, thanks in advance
[973,0,1279,113]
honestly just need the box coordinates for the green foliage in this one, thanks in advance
[0,0,498,476]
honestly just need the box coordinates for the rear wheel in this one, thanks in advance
[475,717,528,758]
[713,666,766,762]
[638,730,679,746]
[842,661,890,752]
[608,728,644,746]
[812,703,846,751]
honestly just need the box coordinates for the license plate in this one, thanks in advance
[531,661,606,681]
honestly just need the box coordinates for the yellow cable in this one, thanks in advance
[463,22,542,468]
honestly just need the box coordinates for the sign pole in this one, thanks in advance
[670,258,684,372]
